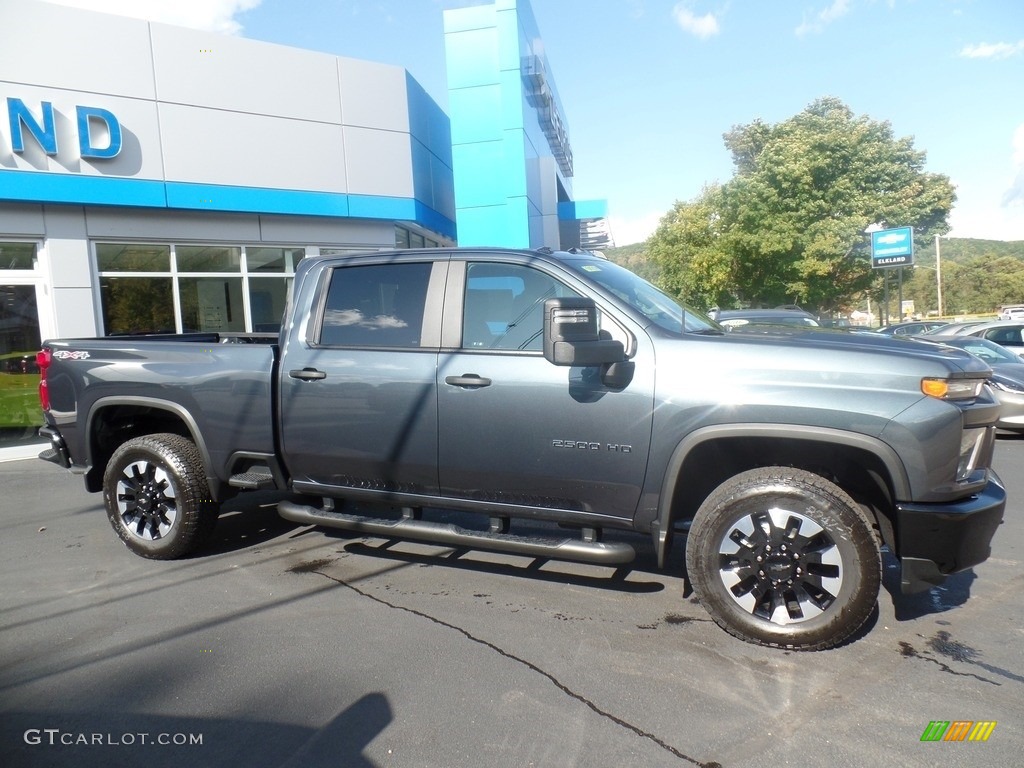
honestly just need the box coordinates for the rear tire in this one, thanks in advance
[103,433,218,559]
[685,467,881,650]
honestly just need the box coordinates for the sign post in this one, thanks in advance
[870,226,914,325]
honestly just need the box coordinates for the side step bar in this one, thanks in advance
[277,500,636,566]
[228,467,276,490]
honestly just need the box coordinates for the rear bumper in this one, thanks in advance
[897,472,1005,593]
[38,425,71,469]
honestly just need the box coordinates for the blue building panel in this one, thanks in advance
[445,0,598,249]
[165,182,349,216]
[456,204,521,246]
[0,168,167,207]
[448,86,504,144]
[560,199,608,220]
[442,3,497,34]
[444,27,500,90]
[452,142,507,208]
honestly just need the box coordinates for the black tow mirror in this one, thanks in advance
[543,297,625,367]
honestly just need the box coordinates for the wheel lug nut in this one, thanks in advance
[756,555,763,562]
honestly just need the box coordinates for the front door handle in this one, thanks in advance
[289,367,327,381]
[445,374,492,388]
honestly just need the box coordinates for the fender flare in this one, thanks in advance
[85,395,216,491]
[652,423,909,568]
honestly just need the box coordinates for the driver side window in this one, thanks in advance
[462,263,578,352]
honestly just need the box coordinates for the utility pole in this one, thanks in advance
[935,235,943,317]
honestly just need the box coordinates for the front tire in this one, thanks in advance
[103,433,218,559]
[685,467,881,650]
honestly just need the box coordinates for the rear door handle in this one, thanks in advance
[445,374,492,388]
[289,368,327,381]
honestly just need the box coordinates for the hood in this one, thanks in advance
[711,326,992,377]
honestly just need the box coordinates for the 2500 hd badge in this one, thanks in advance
[552,439,633,453]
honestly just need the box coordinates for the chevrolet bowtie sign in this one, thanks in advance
[871,226,915,268]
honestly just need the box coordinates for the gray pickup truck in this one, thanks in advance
[37,247,1005,650]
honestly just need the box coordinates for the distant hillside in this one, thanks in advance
[603,237,1022,274]
[917,237,1024,263]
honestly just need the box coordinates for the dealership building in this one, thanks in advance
[0,0,609,453]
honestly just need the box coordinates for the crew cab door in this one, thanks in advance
[280,257,446,498]
[437,258,654,522]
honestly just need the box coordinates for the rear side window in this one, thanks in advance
[319,263,431,348]
[984,327,1023,345]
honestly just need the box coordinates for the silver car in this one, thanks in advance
[926,335,1024,432]
[960,321,1024,360]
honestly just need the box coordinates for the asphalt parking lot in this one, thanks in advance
[2,437,1022,768]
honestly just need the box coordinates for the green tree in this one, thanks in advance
[647,98,956,313]
[646,185,733,309]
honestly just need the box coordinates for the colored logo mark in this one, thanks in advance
[920,721,997,742]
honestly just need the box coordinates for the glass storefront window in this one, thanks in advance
[0,285,43,446]
[396,226,411,249]
[249,277,291,332]
[0,243,37,270]
[179,277,245,332]
[247,247,304,273]
[96,242,306,335]
[100,277,175,334]
[96,243,170,272]
[176,245,241,273]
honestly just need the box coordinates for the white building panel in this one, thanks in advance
[343,127,413,198]
[0,0,156,99]
[151,23,343,124]
[158,103,348,192]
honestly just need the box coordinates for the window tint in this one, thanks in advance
[320,263,431,348]
[462,263,578,351]
[984,327,1022,344]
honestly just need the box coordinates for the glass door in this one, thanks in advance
[0,242,44,448]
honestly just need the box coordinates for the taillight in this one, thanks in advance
[37,348,51,411]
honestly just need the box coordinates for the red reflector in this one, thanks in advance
[37,348,51,411]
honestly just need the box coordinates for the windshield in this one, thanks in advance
[945,337,1020,364]
[566,259,720,335]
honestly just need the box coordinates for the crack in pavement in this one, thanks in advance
[308,566,721,768]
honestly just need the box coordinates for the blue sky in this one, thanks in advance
[55,1,1024,245]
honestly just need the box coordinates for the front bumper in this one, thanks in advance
[897,472,1006,593]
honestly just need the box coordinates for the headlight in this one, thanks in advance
[921,377,986,400]
[989,375,1024,394]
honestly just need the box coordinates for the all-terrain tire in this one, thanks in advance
[685,466,881,650]
[103,433,219,559]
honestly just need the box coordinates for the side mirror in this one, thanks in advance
[543,297,625,367]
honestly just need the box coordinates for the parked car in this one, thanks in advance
[711,308,820,330]
[924,335,1024,432]
[921,320,994,336]
[960,321,1024,360]
[999,305,1024,321]
[874,320,948,337]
